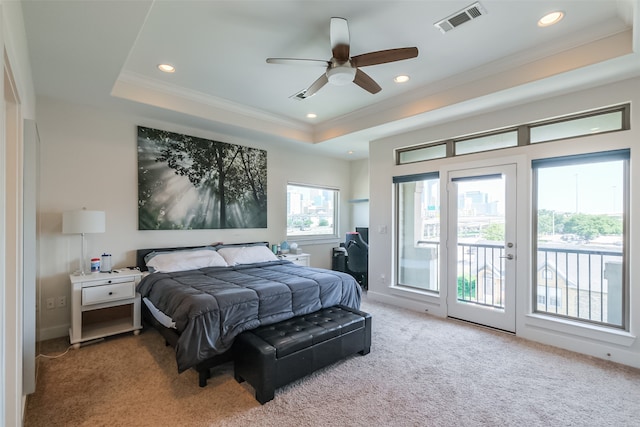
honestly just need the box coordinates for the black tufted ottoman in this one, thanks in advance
[233,305,372,404]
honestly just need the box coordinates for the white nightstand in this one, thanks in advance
[280,253,311,267]
[69,269,143,349]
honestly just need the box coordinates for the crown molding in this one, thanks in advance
[112,70,316,143]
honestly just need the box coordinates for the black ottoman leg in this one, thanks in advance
[358,312,372,356]
[256,388,275,405]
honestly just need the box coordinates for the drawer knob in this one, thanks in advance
[108,292,113,295]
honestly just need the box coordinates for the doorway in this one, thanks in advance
[446,164,517,332]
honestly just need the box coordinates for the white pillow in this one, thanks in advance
[146,249,228,273]
[217,245,278,266]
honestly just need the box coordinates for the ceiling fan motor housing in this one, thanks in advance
[326,63,356,85]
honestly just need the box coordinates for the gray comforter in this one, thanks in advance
[136,260,362,372]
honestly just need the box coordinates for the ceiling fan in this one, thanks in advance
[266,17,418,99]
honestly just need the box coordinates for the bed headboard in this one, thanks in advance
[135,242,270,271]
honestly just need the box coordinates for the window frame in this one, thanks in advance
[453,128,519,156]
[529,104,630,144]
[396,104,629,165]
[286,182,340,241]
[396,142,448,164]
[393,172,441,292]
[531,149,630,330]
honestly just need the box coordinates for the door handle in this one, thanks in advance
[500,254,514,260]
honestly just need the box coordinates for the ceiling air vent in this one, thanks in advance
[434,2,487,34]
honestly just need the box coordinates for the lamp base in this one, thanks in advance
[78,232,88,276]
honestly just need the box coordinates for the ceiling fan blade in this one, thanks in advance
[304,74,329,98]
[352,47,419,67]
[266,58,330,67]
[353,69,381,94]
[330,17,350,61]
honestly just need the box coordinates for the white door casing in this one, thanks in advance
[446,164,517,332]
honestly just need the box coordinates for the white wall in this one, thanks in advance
[36,96,353,340]
[368,77,640,369]
[349,158,369,229]
[1,0,37,425]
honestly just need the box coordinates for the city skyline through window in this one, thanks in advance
[287,184,338,238]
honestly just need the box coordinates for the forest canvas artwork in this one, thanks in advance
[137,126,267,230]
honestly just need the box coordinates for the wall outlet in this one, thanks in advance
[46,297,55,309]
[57,296,67,308]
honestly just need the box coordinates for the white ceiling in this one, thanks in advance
[21,0,640,159]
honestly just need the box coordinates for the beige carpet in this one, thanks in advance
[25,298,640,426]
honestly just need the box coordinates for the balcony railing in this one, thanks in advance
[536,245,623,327]
[409,240,623,327]
[457,242,506,310]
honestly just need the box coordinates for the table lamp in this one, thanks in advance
[63,208,105,275]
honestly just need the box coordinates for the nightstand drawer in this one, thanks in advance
[280,253,310,267]
[82,281,135,306]
[81,276,134,288]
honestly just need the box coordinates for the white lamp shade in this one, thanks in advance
[62,210,106,234]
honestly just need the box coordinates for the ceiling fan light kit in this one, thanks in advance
[326,64,356,85]
[267,17,418,99]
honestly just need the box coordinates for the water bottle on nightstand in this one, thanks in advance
[100,253,112,273]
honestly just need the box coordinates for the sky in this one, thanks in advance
[417,159,624,218]
[448,160,624,216]
[537,160,624,215]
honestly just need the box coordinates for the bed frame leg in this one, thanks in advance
[198,369,211,387]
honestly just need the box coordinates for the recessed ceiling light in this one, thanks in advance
[347,150,354,155]
[538,11,564,27]
[158,64,175,73]
[394,75,410,83]
[306,113,317,119]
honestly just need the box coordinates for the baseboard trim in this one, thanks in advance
[38,324,69,341]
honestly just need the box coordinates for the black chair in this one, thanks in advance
[345,232,368,290]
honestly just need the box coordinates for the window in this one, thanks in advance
[530,108,627,143]
[537,285,562,310]
[396,104,628,165]
[455,130,518,155]
[394,173,440,291]
[287,184,338,239]
[397,143,446,164]
[533,150,629,328]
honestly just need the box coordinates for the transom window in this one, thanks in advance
[396,104,629,165]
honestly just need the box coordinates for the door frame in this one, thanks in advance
[445,162,518,332]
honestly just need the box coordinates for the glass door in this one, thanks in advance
[446,164,516,332]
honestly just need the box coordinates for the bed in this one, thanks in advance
[135,242,362,385]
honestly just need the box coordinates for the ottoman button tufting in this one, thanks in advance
[233,305,372,404]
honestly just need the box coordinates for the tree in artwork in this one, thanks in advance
[137,126,267,230]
